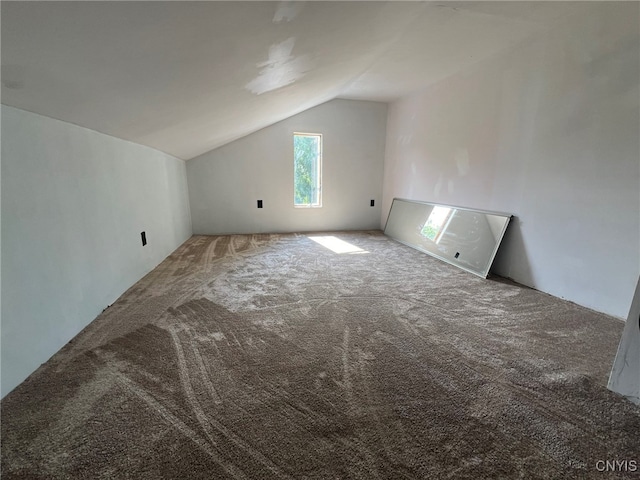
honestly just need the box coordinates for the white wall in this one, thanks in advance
[187,99,387,234]
[382,4,639,319]
[1,106,192,397]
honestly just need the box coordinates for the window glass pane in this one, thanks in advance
[294,133,321,207]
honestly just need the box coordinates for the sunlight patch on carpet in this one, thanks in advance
[308,236,369,254]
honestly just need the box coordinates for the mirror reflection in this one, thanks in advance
[384,198,512,278]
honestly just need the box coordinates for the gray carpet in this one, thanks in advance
[2,231,638,479]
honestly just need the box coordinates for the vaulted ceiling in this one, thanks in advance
[1,1,601,160]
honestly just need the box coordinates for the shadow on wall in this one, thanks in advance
[492,216,534,286]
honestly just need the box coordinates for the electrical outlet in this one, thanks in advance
[257,200,263,208]
[370,199,375,207]
[141,231,147,246]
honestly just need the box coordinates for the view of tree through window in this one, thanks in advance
[294,133,322,207]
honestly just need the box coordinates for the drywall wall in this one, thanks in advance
[1,106,192,397]
[187,99,387,234]
[382,4,639,319]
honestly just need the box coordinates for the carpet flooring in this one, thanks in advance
[1,231,638,479]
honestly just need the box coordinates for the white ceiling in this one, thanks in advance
[1,1,600,160]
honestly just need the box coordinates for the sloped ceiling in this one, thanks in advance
[1,1,599,160]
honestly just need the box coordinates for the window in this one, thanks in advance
[294,133,322,207]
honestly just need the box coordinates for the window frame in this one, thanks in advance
[293,132,323,208]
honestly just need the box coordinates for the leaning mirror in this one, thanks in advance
[384,198,512,278]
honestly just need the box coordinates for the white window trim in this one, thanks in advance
[293,132,323,208]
